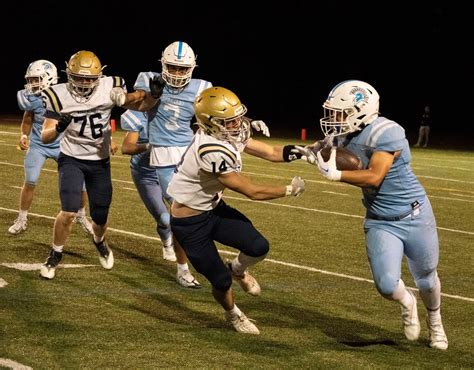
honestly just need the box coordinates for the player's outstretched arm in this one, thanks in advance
[217,171,304,200]
[244,138,302,162]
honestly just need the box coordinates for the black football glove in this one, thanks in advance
[149,75,166,99]
[283,145,303,162]
[55,114,72,133]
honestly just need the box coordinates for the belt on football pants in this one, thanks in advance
[366,200,422,221]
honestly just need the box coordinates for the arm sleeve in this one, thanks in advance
[120,109,145,132]
[17,90,33,111]
[133,72,156,92]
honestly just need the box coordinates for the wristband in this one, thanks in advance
[285,185,293,196]
[283,145,302,162]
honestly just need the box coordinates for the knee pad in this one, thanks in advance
[212,269,232,292]
[91,206,109,226]
[375,273,399,297]
[157,212,171,230]
[249,235,269,257]
[416,270,437,292]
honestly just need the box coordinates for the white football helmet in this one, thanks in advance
[194,87,251,144]
[320,80,380,137]
[161,41,196,91]
[66,50,103,103]
[24,60,58,95]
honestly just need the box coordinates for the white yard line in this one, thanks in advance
[0,358,32,370]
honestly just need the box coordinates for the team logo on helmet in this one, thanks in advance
[350,87,368,104]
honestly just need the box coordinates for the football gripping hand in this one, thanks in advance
[292,145,317,165]
[316,147,342,181]
[149,76,166,99]
[110,87,126,107]
[286,176,305,197]
[55,114,72,134]
[250,120,270,137]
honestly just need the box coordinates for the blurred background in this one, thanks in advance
[1,1,472,147]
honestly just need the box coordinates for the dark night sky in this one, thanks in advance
[1,1,473,143]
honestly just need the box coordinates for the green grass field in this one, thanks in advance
[1,119,473,369]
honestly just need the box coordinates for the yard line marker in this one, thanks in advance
[429,195,474,203]
[0,359,32,370]
[321,191,350,196]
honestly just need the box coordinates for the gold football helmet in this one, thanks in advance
[194,87,251,144]
[66,50,103,103]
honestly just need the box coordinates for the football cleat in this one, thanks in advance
[176,270,201,289]
[8,216,27,235]
[39,250,63,279]
[73,214,94,236]
[162,245,177,262]
[227,262,261,296]
[426,317,448,350]
[401,290,421,341]
[225,311,260,335]
[93,239,114,269]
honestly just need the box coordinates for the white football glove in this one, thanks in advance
[250,120,270,137]
[316,147,341,181]
[110,87,126,107]
[286,176,305,197]
[292,145,317,165]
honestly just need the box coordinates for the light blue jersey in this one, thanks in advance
[134,72,211,146]
[17,89,61,150]
[343,117,426,218]
[120,109,154,175]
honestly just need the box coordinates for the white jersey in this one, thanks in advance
[42,76,124,160]
[168,130,243,211]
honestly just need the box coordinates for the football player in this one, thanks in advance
[113,41,212,288]
[38,50,159,280]
[9,60,93,236]
[296,80,448,350]
[168,86,305,334]
[120,109,201,287]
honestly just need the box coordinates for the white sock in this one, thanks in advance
[388,279,413,308]
[93,234,104,244]
[19,210,28,219]
[52,244,64,253]
[177,263,189,273]
[163,235,173,248]
[77,208,85,217]
[231,252,266,276]
[227,304,242,317]
[427,308,442,323]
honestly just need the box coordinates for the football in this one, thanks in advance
[317,146,362,171]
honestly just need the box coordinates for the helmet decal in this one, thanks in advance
[320,80,380,137]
